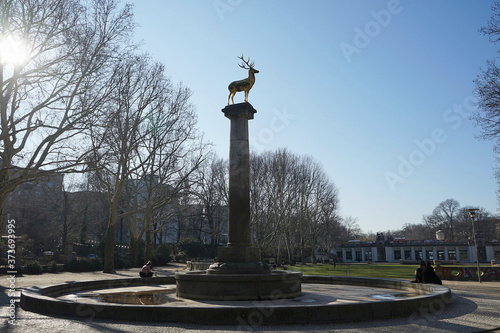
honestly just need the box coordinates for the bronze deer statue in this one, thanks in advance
[227,55,259,105]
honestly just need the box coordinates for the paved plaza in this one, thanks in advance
[1,264,499,332]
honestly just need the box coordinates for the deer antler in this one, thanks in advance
[238,54,254,69]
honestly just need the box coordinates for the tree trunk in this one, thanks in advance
[103,222,116,273]
[312,247,317,265]
[276,239,282,266]
[129,235,139,267]
[287,243,294,266]
[144,227,152,262]
[62,191,69,260]
[300,240,306,265]
[103,190,121,273]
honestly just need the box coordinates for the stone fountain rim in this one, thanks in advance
[20,274,452,325]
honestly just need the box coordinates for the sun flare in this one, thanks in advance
[0,35,29,66]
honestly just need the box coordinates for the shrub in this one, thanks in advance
[47,260,60,273]
[22,260,42,275]
[67,257,103,272]
[177,238,207,260]
[114,253,131,269]
[173,251,187,263]
[152,244,171,266]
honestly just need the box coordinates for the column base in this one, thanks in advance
[217,246,260,262]
[207,246,270,274]
[175,270,302,301]
[207,261,270,275]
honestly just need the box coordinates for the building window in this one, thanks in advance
[364,250,372,261]
[404,249,411,260]
[415,250,423,260]
[448,249,456,260]
[346,251,352,260]
[437,250,445,260]
[377,248,386,261]
[394,249,401,260]
[355,251,362,262]
[427,251,434,260]
[459,250,468,261]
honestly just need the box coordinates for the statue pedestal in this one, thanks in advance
[222,102,255,250]
[175,270,302,301]
[206,102,268,274]
[175,102,301,300]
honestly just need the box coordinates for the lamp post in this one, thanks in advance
[465,208,481,283]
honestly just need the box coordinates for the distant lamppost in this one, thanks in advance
[465,208,481,283]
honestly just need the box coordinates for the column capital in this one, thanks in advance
[222,102,257,120]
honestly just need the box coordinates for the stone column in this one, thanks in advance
[371,247,378,262]
[224,103,253,248]
[207,102,268,274]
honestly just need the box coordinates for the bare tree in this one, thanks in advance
[0,0,134,232]
[310,171,340,262]
[399,222,434,241]
[89,54,162,273]
[250,151,282,261]
[131,83,205,264]
[457,206,497,243]
[191,153,228,256]
[423,198,461,240]
[249,149,341,265]
[89,52,205,272]
[342,216,362,241]
[475,2,500,205]
[250,149,299,264]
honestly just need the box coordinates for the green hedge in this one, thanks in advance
[152,244,171,266]
[22,260,42,275]
[66,257,103,272]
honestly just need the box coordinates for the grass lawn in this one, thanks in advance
[283,263,417,280]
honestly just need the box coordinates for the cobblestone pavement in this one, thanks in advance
[1,265,499,333]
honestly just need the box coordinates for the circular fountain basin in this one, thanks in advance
[20,275,452,325]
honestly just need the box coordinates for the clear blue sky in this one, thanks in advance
[131,0,498,233]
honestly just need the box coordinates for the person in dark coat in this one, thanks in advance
[413,261,426,283]
[422,261,442,285]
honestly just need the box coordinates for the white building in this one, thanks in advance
[338,240,500,264]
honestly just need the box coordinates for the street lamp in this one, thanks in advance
[465,208,481,283]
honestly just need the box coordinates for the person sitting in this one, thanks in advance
[422,261,442,285]
[139,260,153,278]
[412,261,426,283]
